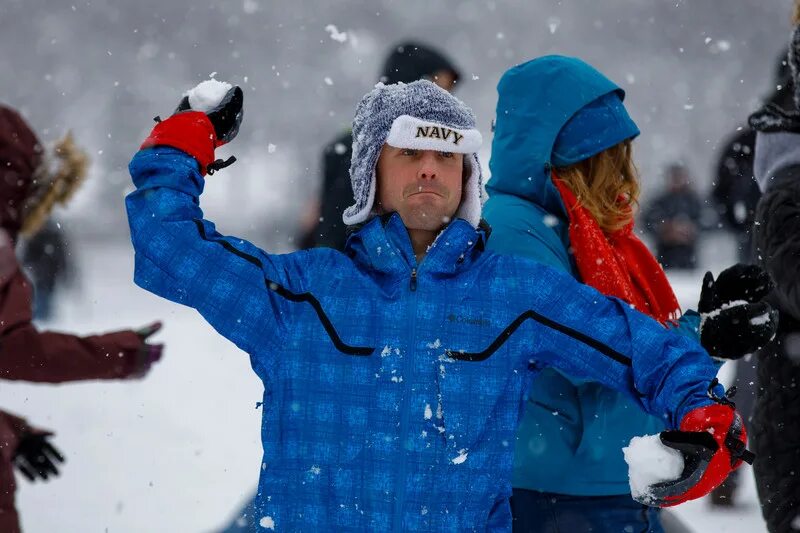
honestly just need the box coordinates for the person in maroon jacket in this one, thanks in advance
[0,104,164,533]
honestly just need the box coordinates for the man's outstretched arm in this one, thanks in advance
[126,86,306,362]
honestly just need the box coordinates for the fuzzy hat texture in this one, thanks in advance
[343,80,483,228]
[0,104,88,238]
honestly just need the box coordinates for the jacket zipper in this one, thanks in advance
[393,266,419,531]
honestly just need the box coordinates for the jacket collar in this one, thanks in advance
[345,213,488,278]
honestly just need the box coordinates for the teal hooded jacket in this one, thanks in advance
[484,56,702,496]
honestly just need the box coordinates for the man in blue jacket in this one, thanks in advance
[127,79,750,531]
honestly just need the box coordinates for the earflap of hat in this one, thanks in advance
[454,152,482,228]
[342,167,377,226]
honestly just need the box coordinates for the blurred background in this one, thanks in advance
[0,0,794,531]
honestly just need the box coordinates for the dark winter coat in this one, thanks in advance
[0,104,148,533]
[303,43,460,250]
[711,128,762,236]
[751,156,800,533]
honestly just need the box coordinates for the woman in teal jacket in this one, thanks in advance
[484,56,777,532]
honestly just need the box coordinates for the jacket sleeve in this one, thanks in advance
[753,166,800,321]
[0,268,145,383]
[517,260,718,430]
[127,146,308,361]
[0,410,33,466]
[668,310,700,341]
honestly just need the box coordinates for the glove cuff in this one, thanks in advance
[141,112,218,176]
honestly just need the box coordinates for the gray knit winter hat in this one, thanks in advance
[342,80,483,228]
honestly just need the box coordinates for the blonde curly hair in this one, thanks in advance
[553,140,639,234]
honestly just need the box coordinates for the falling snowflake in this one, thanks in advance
[325,24,347,43]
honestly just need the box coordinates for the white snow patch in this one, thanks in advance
[267,144,277,154]
[426,339,442,349]
[623,434,684,501]
[309,465,321,475]
[451,449,469,464]
[381,345,392,358]
[324,76,333,86]
[186,79,232,112]
[424,404,433,420]
[542,214,559,227]
[701,299,748,326]
[750,313,771,326]
[259,516,275,530]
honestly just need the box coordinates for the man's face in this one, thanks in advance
[375,146,464,232]
[429,70,456,92]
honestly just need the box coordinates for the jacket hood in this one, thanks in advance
[0,105,42,237]
[753,130,800,192]
[381,42,460,85]
[486,55,631,218]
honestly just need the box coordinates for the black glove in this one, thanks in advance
[13,433,64,482]
[175,85,244,145]
[749,26,800,132]
[131,321,164,378]
[698,264,778,360]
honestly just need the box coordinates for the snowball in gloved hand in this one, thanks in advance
[185,80,233,112]
[623,434,685,503]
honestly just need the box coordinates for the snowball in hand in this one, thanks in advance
[623,434,684,501]
[185,79,233,112]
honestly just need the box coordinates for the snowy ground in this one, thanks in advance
[2,232,767,532]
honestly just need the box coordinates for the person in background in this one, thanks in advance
[711,49,793,264]
[20,218,73,320]
[708,43,796,510]
[483,55,777,533]
[0,104,165,533]
[297,41,460,251]
[747,10,800,531]
[642,163,703,270]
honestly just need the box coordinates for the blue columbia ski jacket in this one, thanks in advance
[127,146,718,532]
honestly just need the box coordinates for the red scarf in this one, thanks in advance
[552,176,680,324]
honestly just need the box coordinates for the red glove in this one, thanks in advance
[140,85,243,176]
[141,111,218,175]
[646,387,753,507]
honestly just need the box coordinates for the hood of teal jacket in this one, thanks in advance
[486,55,636,219]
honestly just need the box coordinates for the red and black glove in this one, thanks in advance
[646,382,754,507]
[141,85,243,176]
